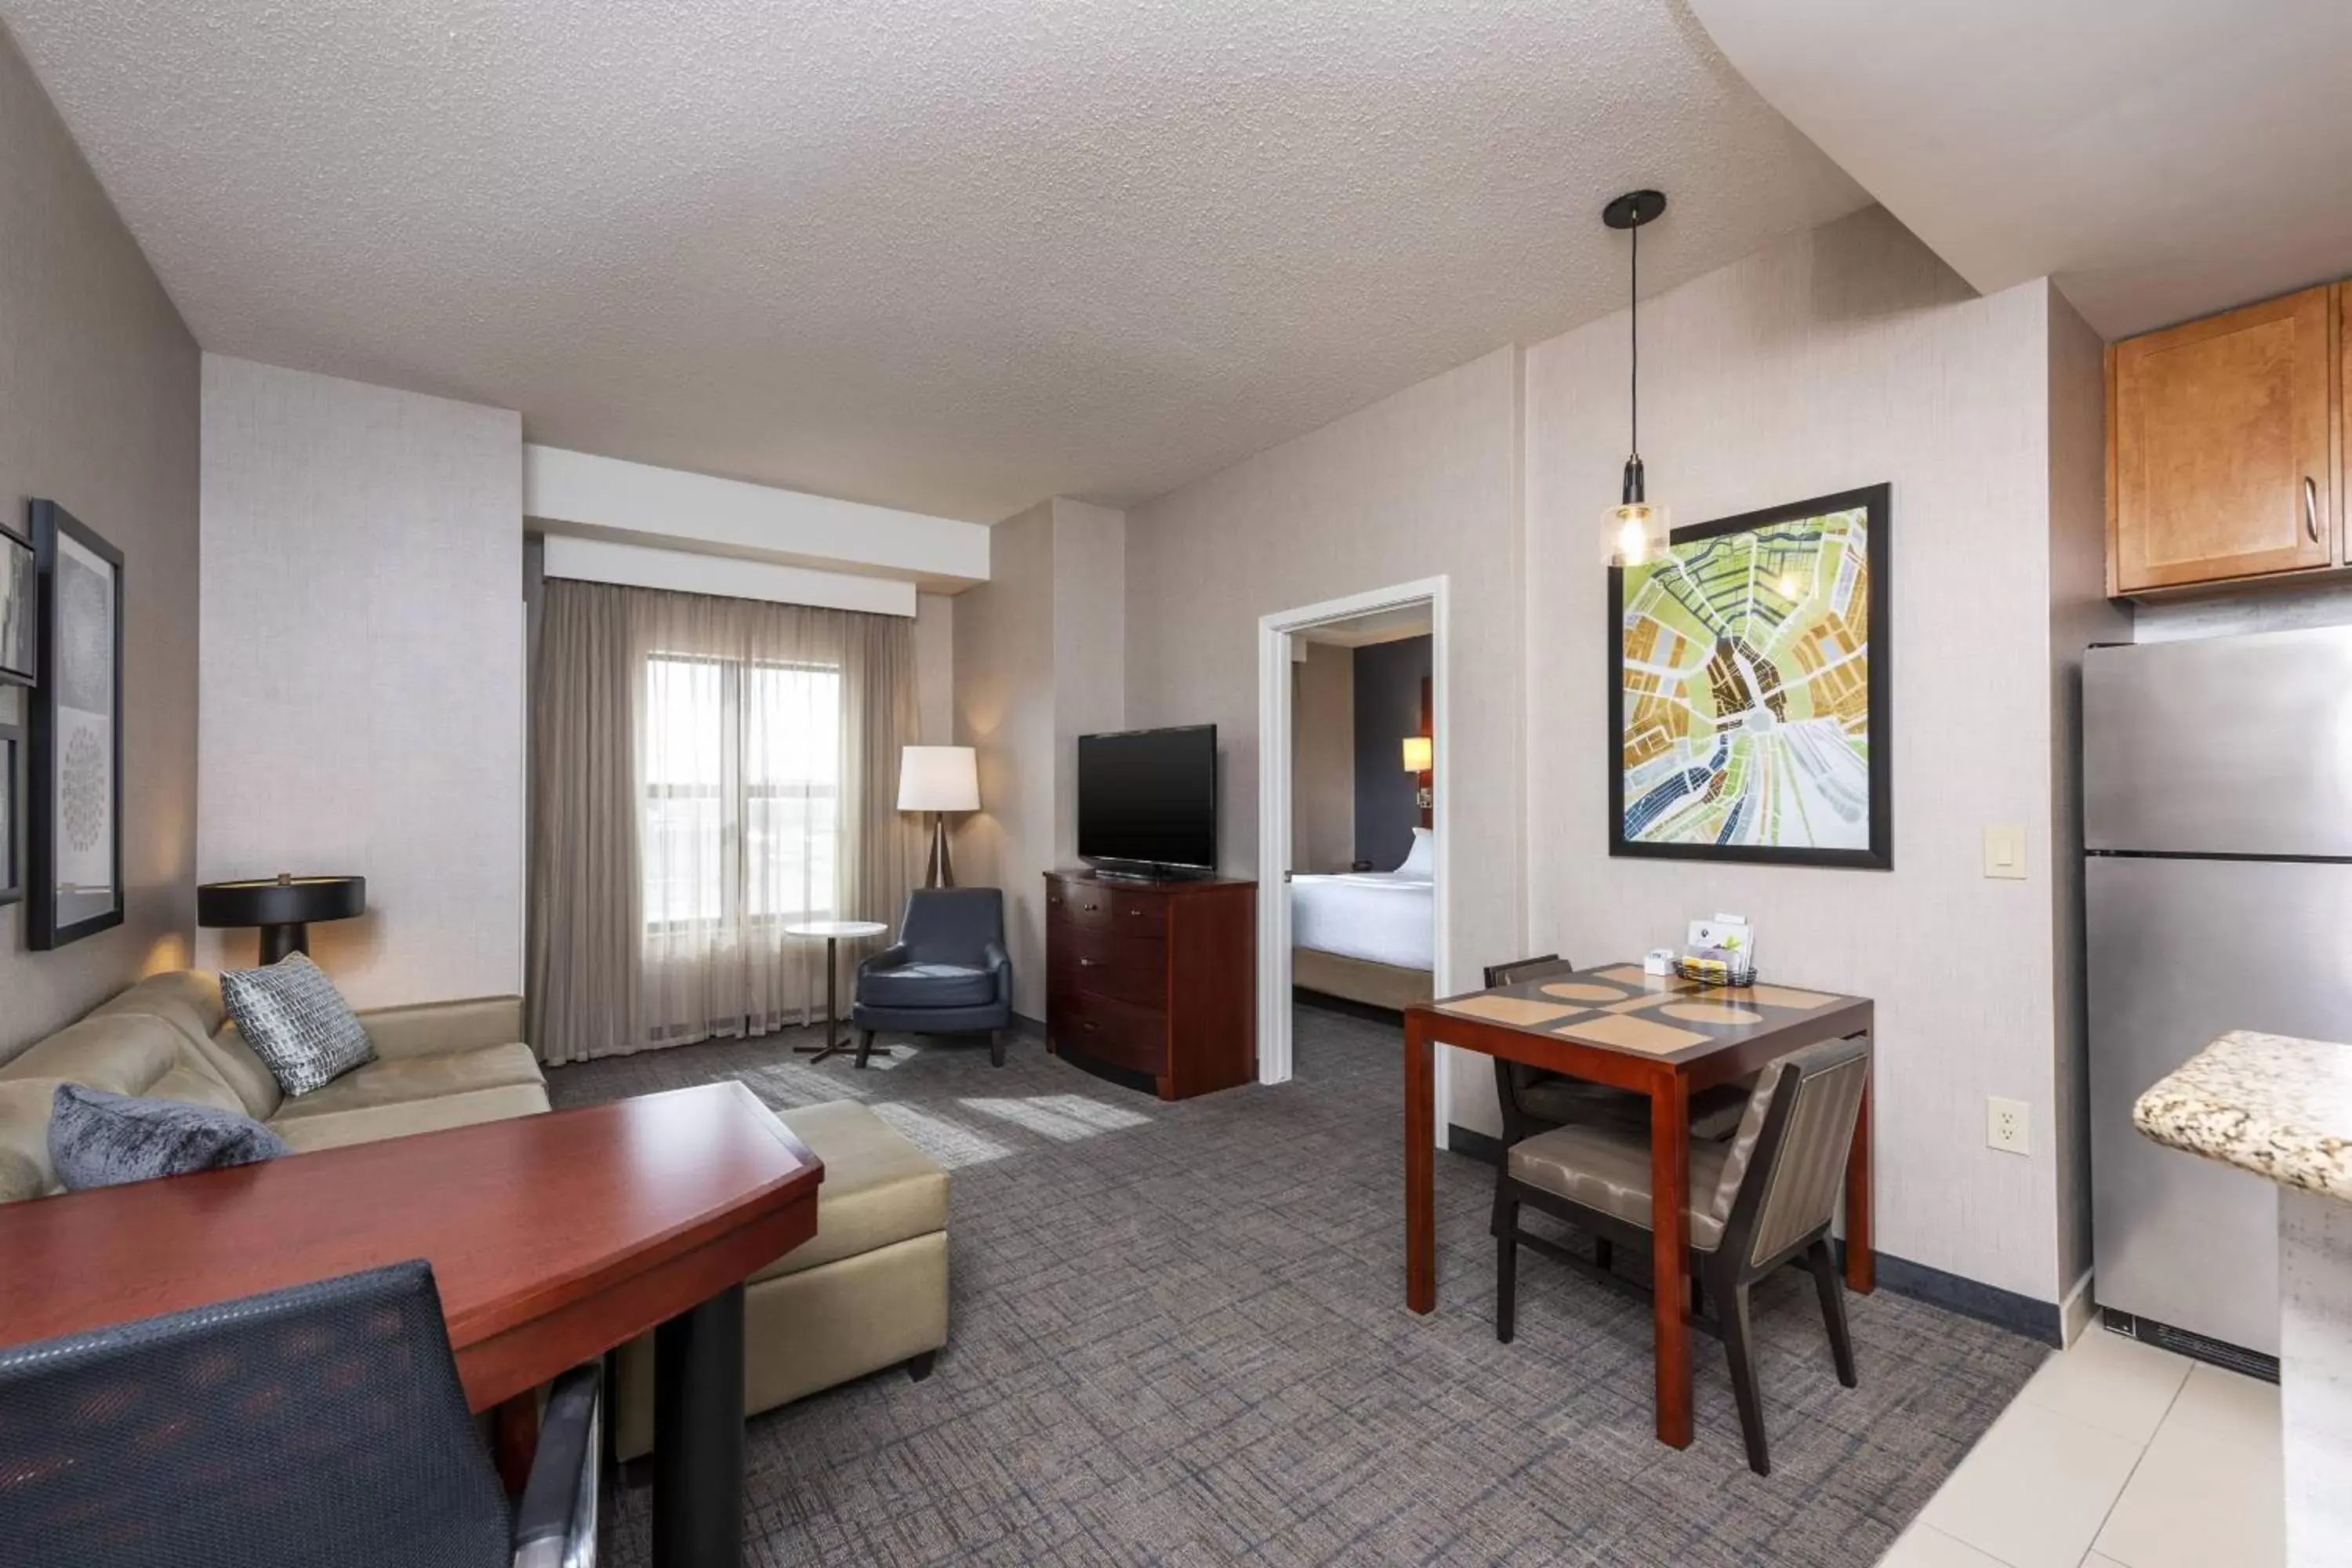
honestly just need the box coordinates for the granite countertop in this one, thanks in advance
[2134,1029,2352,1203]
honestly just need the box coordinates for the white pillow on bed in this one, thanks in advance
[1395,826,1434,877]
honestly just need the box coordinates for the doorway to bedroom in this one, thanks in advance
[1257,578,1450,1138]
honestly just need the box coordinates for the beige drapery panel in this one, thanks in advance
[528,579,920,1065]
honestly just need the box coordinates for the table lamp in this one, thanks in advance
[898,746,978,888]
[197,873,366,965]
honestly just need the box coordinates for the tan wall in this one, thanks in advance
[1525,206,2082,1301]
[1123,346,1526,1133]
[1048,499,1127,874]
[2047,288,2132,1303]
[952,503,1058,1017]
[1290,643,1356,873]
[0,28,201,1059]
[197,356,524,1008]
[913,591,955,744]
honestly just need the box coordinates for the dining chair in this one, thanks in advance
[1484,954,1751,1273]
[1494,1033,1869,1475]
[0,1259,601,1567]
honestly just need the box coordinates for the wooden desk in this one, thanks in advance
[0,1080,820,1568]
[1404,963,1873,1451]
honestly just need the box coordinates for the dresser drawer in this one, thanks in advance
[1051,925,1167,1009]
[1045,880,1167,935]
[1050,988,1168,1075]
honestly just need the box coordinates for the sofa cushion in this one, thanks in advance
[760,1100,949,1281]
[0,1014,244,1114]
[0,1081,60,1202]
[354,996,528,1061]
[270,1083,553,1155]
[91,972,282,1120]
[221,954,376,1097]
[49,1084,289,1191]
[267,1044,546,1121]
[858,961,995,1010]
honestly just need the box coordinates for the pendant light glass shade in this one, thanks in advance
[1602,499,1671,569]
[1599,190,1668,570]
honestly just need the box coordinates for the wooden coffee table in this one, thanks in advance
[0,1080,822,1568]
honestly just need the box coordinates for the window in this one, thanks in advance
[642,653,842,935]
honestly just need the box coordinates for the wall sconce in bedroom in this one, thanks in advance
[1401,735,1433,810]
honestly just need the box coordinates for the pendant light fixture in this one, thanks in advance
[1599,188,1669,568]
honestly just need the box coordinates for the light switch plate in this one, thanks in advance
[1983,825,2027,880]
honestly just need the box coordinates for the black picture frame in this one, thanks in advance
[0,520,33,687]
[0,720,20,909]
[1607,482,1891,871]
[26,500,125,948]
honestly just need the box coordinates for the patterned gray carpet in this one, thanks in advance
[548,1006,2042,1566]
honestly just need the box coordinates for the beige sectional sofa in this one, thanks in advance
[0,971,547,1201]
[0,970,951,1454]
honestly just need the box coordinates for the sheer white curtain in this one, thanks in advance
[528,580,919,1063]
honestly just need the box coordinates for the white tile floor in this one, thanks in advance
[1879,1328,2285,1568]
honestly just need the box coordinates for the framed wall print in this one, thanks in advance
[1608,483,1890,870]
[0,721,20,908]
[27,500,124,947]
[0,521,32,686]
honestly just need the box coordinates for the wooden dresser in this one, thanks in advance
[1044,870,1256,1100]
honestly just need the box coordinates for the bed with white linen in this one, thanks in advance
[1290,829,1436,1011]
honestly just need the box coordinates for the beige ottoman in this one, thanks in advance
[613,1098,949,1460]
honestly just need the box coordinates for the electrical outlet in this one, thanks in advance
[1987,1097,2031,1156]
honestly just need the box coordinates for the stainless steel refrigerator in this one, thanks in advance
[2085,623,2352,1365]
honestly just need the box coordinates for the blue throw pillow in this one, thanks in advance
[48,1083,290,1191]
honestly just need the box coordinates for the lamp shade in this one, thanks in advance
[1400,735,1432,775]
[898,746,979,812]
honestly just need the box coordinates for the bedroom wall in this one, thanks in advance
[1352,633,1431,870]
[1123,346,1526,1135]
[1290,642,1355,873]
[1523,205,2094,1308]
[0,24,202,1059]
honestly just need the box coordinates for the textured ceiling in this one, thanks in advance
[4,1,1866,521]
[1689,0,2352,340]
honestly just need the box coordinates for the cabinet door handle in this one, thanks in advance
[1083,1021,1100,1032]
[2307,476,2322,544]
[1078,957,1101,967]
[1082,902,1100,912]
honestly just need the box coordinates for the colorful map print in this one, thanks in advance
[1619,506,1871,850]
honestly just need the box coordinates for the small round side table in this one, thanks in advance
[786,920,888,1065]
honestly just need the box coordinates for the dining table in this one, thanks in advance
[1403,961,1875,1450]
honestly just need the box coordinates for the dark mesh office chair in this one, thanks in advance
[0,1259,600,1568]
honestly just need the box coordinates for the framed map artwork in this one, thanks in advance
[1609,484,1889,869]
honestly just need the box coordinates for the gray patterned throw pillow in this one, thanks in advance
[49,1083,290,1191]
[220,952,376,1096]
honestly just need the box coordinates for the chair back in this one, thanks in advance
[1708,1035,1871,1269]
[1483,956,1578,1139]
[900,886,1006,963]
[0,1260,510,1568]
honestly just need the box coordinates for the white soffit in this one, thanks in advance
[1686,0,2352,339]
[541,535,918,619]
[524,445,988,592]
[5,1,1867,521]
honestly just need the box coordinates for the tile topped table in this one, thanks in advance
[1404,962,1875,1451]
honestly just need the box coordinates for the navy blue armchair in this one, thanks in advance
[853,887,1014,1068]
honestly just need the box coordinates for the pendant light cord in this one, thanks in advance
[1629,217,1639,462]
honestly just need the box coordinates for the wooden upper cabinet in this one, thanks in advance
[2108,285,2337,594]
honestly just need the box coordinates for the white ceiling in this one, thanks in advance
[2,1,1865,521]
[1687,0,2352,341]
[1298,604,1432,648]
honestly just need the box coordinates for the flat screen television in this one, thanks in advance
[1076,724,1217,878]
